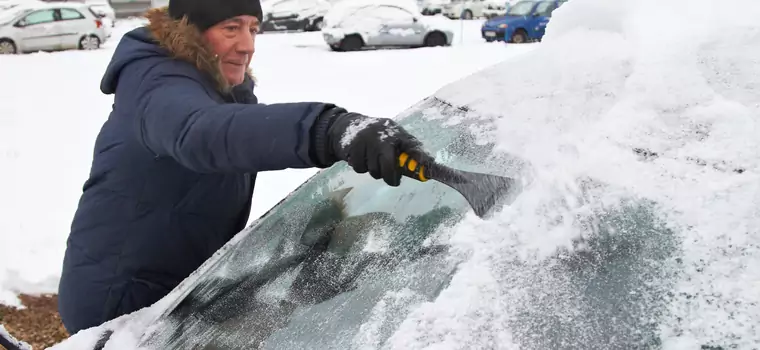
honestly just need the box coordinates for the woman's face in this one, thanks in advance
[203,15,259,86]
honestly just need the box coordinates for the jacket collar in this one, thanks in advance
[144,7,255,95]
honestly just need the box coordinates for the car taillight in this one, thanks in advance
[95,19,102,28]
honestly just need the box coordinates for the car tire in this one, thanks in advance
[0,39,17,54]
[309,18,324,32]
[338,35,363,52]
[424,31,447,47]
[510,29,527,44]
[79,35,101,50]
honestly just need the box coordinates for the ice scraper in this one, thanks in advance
[398,152,519,218]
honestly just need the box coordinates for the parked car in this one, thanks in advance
[441,0,497,19]
[418,0,448,15]
[481,0,566,43]
[0,1,107,54]
[322,3,454,51]
[259,0,330,33]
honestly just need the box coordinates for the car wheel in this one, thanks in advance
[510,30,527,44]
[0,39,17,54]
[462,10,473,19]
[339,35,363,52]
[424,31,447,47]
[79,35,101,50]
[310,18,324,31]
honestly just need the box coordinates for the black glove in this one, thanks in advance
[310,106,434,187]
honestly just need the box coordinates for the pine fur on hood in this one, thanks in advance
[144,6,255,94]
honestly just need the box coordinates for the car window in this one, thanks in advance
[58,8,85,20]
[534,1,556,16]
[136,97,519,349]
[351,5,414,25]
[338,5,416,29]
[367,6,415,23]
[18,9,55,26]
[506,0,536,16]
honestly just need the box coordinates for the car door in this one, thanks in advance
[530,1,556,39]
[14,9,59,52]
[372,6,425,46]
[55,7,88,49]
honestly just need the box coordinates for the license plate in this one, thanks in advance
[485,31,496,37]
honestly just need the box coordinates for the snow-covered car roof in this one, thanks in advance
[323,0,421,27]
[263,0,330,16]
[50,0,760,347]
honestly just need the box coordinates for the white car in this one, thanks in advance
[0,2,108,54]
[322,3,454,51]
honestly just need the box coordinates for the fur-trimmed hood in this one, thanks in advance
[144,6,254,93]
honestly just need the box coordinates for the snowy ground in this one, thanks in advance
[0,18,535,306]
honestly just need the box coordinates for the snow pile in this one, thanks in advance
[385,0,760,348]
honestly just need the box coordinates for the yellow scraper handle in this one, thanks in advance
[399,152,428,182]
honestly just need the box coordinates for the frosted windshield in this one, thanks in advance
[136,97,676,349]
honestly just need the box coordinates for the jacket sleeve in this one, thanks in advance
[132,67,331,174]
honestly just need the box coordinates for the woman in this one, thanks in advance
[58,0,433,334]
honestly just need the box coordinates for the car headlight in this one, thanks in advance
[498,23,507,28]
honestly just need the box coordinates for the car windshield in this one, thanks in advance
[506,0,536,15]
[135,93,676,349]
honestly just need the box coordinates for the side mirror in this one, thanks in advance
[14,20,25,27]
[413,17,419,22]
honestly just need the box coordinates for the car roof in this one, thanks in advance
[14,1,90,10]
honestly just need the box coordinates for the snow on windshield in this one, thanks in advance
[389,0,760,347]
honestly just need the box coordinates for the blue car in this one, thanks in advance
[481,0,568,43]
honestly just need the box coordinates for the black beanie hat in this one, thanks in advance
[168,0,263,31]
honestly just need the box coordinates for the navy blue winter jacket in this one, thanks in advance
[58,8,331,334]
